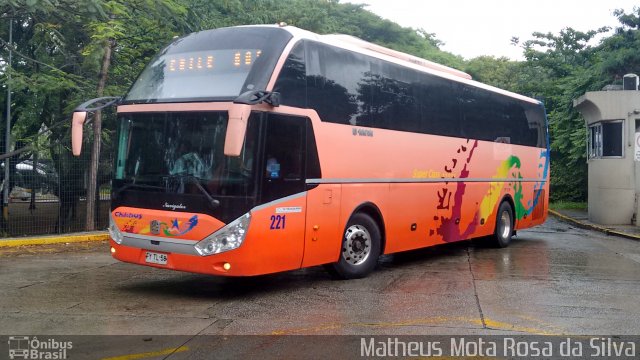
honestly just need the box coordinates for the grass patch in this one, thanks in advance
[549,201,587,211]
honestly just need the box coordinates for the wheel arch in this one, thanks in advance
[350,202,386,255]
[499,194,516,228]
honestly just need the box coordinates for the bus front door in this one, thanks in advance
[260,114,308,269]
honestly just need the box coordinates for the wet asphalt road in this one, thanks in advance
[1,216,640,340]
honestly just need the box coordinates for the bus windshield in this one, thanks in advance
[114,111,258,198]
[124,27,292,103]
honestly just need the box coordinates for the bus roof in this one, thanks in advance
[322,34,473,80]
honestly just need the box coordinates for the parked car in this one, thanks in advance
[1,159,59,201]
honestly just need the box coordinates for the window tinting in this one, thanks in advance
[273,42,307,108]
[275,40,547,148]
[416,72,462,138]
[125,27,292,103]
[461,85,543,146]
[360,59,419,131]
[306,41,365,124]
[261,114,307,203]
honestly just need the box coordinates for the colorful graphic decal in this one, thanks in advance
[139,215,199,237]
[112,207,225,241]
[479,155,521,221]
[434,139,479,242]
[121,219,139,233]
[526,149,550,217]
[434,141,550,242]
[480,148,550,221]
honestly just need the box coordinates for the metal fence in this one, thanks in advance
[0,142,113,238]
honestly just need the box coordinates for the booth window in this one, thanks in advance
[588,120,623,159]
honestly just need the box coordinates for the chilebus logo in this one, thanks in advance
[8,336,72,360]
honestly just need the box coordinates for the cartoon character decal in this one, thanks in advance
[138,215,198,236]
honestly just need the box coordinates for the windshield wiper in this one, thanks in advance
[167,174,221,209]
[113,182,164,199]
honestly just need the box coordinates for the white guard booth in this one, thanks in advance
[574,74,640,225]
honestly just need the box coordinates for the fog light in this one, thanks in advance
[223,262,231,271]
[110,247,116,254]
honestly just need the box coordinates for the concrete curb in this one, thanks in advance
[549,209,640,241]
[0,232,109,248]
[1,209,637,247]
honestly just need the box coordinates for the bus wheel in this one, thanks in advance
[329,213,381,279]
[492,201,514,248]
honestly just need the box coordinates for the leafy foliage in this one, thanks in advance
[1,0,640,223]
[466,10,640,201]
[522,10,639,201]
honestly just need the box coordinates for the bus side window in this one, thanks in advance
[261,115,306,203]
[306,41,366,125]
[274,41,307,108]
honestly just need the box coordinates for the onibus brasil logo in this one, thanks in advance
[8,336,72,359]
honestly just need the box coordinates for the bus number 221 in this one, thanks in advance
[270,215,286,230]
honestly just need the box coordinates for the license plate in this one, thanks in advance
[145,251,168,265]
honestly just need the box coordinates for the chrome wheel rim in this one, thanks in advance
[342,225,371,265]
[499,210,512,240]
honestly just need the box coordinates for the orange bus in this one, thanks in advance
[72,24,549,279]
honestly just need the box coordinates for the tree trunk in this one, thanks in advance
[29,152,38,213]
[85,40,113,231]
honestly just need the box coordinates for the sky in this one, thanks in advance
[344,0,639,60]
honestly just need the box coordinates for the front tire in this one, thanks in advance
[491,201,514,248]
[329,213,381,279]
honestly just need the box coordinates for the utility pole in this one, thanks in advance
[3,18,12,223]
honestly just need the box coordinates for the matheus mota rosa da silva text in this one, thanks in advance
[360,337,637,358]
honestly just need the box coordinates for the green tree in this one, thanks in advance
[464,56,519,90]
[79,0,187,230]
[507,8,640,201]
[0,0,188,233]
[513,27,609,201]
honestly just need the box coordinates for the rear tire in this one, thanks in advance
[491,201,514,248]
[328,213,381,279]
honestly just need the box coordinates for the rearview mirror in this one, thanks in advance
[71,111,87,156]
[70,96,121,156]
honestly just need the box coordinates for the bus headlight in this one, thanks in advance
[195,213,251,256]
[109,215,124,244]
